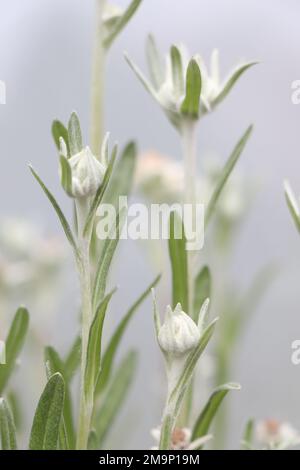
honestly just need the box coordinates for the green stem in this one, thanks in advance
[179,120,197,425]
[90,0,106,156]
[76,199,94,449]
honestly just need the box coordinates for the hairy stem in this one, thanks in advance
[90,0,106,156]
[76,199,94,449]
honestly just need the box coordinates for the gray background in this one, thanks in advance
[1,0,300,449]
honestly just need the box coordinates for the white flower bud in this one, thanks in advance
[158,303,200,356]
[68,146,106,198]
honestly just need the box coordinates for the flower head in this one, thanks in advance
[67,146,106,199]
[151,426,212,450]
[256,419,300,450]
[125,36,255,130]
[158,303,200,356]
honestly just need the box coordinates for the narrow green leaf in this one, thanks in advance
[7,390,22,430]
[168,211,188,312]
[284,180,300,234]
[64,337,81,381]
[83,144,117,237]
[85,289,116,397]
[0,398,17,450]
[59,155,73,196]
[68,111,82,156]
[170,318,218,414]
[205,125,253,225]
[146,34,164,89]
[95,351,137,446]
[92,208,126,310]
[52,120,69,154]
[192,383,240,444]
[212,62,257,108]
[95,275,160,394]
[29,165,78,253]
[181,59,201,120]
[103,0,143,49]
[0,307,29,393]
[193,266,211,320]
[44,347,75,449]
[241,419,254,450]
[170,45,184,98]
[29,373,65,450]
[124,53,157,97]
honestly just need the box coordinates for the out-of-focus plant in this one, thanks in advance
[241,418,300,450]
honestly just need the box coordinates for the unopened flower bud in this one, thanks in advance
[158,303,200,356]
[68,146,106,198]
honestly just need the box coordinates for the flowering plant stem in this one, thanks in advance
[75,198,94,449]
[180,119,198,424]
[90,0,105,156]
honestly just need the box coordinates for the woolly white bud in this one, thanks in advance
[158,303,200,356]
[68,146,106,198]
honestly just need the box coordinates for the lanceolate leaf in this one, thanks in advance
[29,373,65,450]
[146,34,164,90]
[59,155,72,196]
[181,59,201,120]
[103,0,143,50]
[95,275,160,394]
[0,398,17,450]
[52,120,69,154]
[83,144,117,237]
[241,419,254,450]
[29,166,78,253]
[170,45,184,98]
[95,351,138,446]
[44,347,75,449]
[0,307,29,394]
[168,211,188,312]
[192,383,241,444]
[85,289,116,396]
[193,266,211,320]
[212,62,257,108]
[68,111,82,156]
[64,337,81,381]
[205,125,253,225]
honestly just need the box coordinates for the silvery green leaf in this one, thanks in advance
[180,59,201,120]
[241,419,254,450]
[29,166,78,253]
[83,144,117,237]
[7,390,22,430]
[212,62,257,109]
[84,289,116,397]
[95,350,137,446]
[0,398,17,450]
[68,111,82,156]
[205,125,253,225]
[103,0,143,50]
[168,211,188,313]
[194,266,211,321]
[284,180,300,233]
[170,45,184,98]
[101,132,110,166]
[124,52,157,97]
[92,208,126,310]
[146,34,164,90]
[151,288,161,338]
[170,318,218,415]
[52,120,69,155]
[64,337,81,381]
[192,383,241,445]
[29,373,65,450]
[95,275,160,395]
[0,307,29,394]
[59,154,73,196]
[44,346,75,449]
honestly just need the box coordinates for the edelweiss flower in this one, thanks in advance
[125,36,255,129]
[256,419,300,450]
[151,426,212,450]
[68,146,106,198]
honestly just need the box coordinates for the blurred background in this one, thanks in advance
[0,0,300,449]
